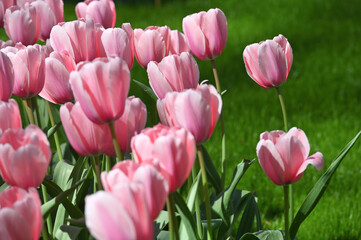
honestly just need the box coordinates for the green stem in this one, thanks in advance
[33,97,41,127]
[166,193,179,240]
[105,156,111,172]
[108,122,123,161]
[22,99,35,125]
[197,145,213,239]
[41,225,50,240]
[45,101,63,161]
[41,184,53,237]
[192,167,203,238]
[91,156,103,190]
[284,185,290,240]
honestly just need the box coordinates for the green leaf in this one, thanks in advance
[290,131,361,239]
[156,231,170,240]
[133,79,158,101]
[58,225,83,240]
[201,145,222,194]
[240,230,284,240]
[154,211,169,238]
[239,233,260,240]
[0,182,9,192]
[47,121,62,138]
[236,194,261,239]
[35,97,49,128]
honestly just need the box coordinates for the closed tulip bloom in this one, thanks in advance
[0,0,14,27]
[0,99,22,135]
[4,5,40,45]
[169,30,190,55]
[60,102,114,156]
[0,39,14,49]
[70,57,130,124]
[256,127,324,185]
[0,51,14,101]
[132,124,196,192]
[101,160,169,220]
[39,50,75,104]
[0,187,42,240]
[182,8,227,60]
[30,1,57,41]
[243,34,293,89]
[147,52,199,99]
[76,0,115,29]
[0,125,51,189]
[157,84,222,143]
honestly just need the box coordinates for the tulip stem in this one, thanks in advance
[108,122,123,161]
[192,167,203,238]
[23,98,35,125]
[45,100,63,161]
[166,193,179,240]
[41,225,50,240]
[105,156,111,172]
[32,97,42,127]
[283,184,290,240]
[41,184,53,237]
[197,145,213,240]
[210,59,227,189]
[91,156,103,190]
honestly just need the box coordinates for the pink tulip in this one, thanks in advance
[243,34,293,89]
[4,44,45,98]
[0,40,14,49]
[60,102,114,156]
[134,25,170,68]
[39,50,75,104]
[30,1,57,41]
[50,19,105,63]
[101,160,169,220]
[70,57,130,124]
[0,51,14,101]
[132,124,196,192]
[0,99,22,135]
[157,84,222,143]
[42,0,64,23]
[147,52,199,99]
[0,125,51,189]
[0,0,14,27]
[0,187,42,240]
[4,5,40,45]
[169,30,190,55]
[113,96,147,154]
[75,0,115,29]
[256,127,324,185]
[101,27,134,69]
[85,189,153,240]
[33,39,53,57]
[182,8,227,60]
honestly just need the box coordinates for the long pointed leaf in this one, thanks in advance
[133,79,157,101]
[201,145,222,194]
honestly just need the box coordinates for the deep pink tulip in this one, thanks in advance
[0,187,42,240]
[50,19,105,63]
[85,189,153,240]
[70,57,130,124]
[147,52,199,99]
[39,50,75,104]
[101,160,168,220]
[257,127,324,185]
[132,124,196,192]
[243,34,293,89]
[60,102,114,156]
[157,84,222,143]
[76,0,115,29]
[0,51,14,101]
[182,8,227,60]
[4,5,40,45]
[0,125,51,189]
[134,26,170,68]
[0,99,21,135]
[4,44,45,98]
[0,0,14,27]
[169,30,190,55]
[101,27,134,69]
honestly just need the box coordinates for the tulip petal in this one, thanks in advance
[295,152,324,180]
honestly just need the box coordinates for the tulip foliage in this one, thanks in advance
[0,2,360,240]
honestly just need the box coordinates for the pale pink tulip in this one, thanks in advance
[0,187,42,240]
[0,39,14,49]
[257,127,324,185]
[157,84,222,143]
[0,125,51,189]
[39,50,75,104]
[60,102,114,156]
[147,52,199,99]
[182,8,227,60]
[30,1,57,41]
[76,0,115,29]
[132,124,196,192]
[243,34,293,89]
[4,5,40,45]
[17,0,63,23]
[134,25,170,68]
[101,160,168,220]
[70,57,130,124]
[33,39,53,57]
[169,30,190,55]
[0,99,21,135]
[0,0,14,27]
[0,51,14,101]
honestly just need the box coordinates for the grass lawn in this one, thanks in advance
[2,0,360,239]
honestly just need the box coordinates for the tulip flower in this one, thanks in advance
[243,34,293,89]
[70,57,130,124]
[30,1,57,41]
[33,39,53,57]
[147,52,199,99]
[4,5,40,45]
[60,102,114,156]
[0,125,51,189]
[182,8,227,60]
[134,25,170,68]
[76,0,116,29]
[169,30,190,55]
[0,187,42,240]
[0,39,14,49]
[157,84,222,143]
[256,127,324,185]
[131,124,196,192]
[0,0,14,27]
[17,0,64,23]
[0,51,14,101]
[0,99,22,135]
[101,160,169,220]
[39,50,75,104]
